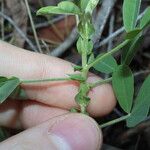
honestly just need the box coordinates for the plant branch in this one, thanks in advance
[87,40,130,69]
[0,12,37,51]
[21,77,71,84]
[100,114,131,128]
[90,77,112,88]
[95,9,146,49]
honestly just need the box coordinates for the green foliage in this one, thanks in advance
[78,14,95,39]
[125,29,141,39]
[75,83,90,114]
[73,65,83,71]
[85,0,100,14]
[112,65,134,113]
[0,0,150,129]
[123,0,141,32]
[93,54,118,74]
[37,1,81,15]
[0,77,20,103]
[127,75,150,127]
[77,37,93,55]
[122,35,143,65]
[140,7,150,29]
[88,53,95,64]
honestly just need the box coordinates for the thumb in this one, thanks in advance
[0,114,102,150]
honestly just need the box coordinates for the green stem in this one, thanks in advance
[21,77,71,84]
[87,40,130,69]
[90,77,112,88]
[100,114,131,128]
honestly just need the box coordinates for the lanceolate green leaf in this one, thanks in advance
[76,37,93,54]
[123,0,141,32]
[93,54,118,74]
[112,65,134,113]
[140,7,150,29]
[0,77,20,103]
[85,0,100,14]
[122,35,143,65]
[127,75,150,127]
[37,1,81,16]
[58,1,81,14]
[80,0,88,11]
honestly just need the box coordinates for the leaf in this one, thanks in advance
[123,0,141,32]
[93,54,118,74]
[85,0,100,14]
[140,7,150,29]
[88,53,95,64]
[112,65,134,113]
[58,1,81,14]
[125,29,141,39]
[0,77,7,87]
[37,1,81,16]
[122,35,143,65]
[75,83,90,114]
[0,77,7,82]
[68,74,85,81]
[72,65,83,71]
[127,75,150,127]
[0,77,20,103]
[76,37,93,54]
[80,0,88,11]
[9,85,21,99]
[78,18,95,39]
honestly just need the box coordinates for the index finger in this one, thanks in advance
[0,41,116,116]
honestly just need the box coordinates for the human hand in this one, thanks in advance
[0,41,116,150]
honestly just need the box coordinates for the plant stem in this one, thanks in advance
[90,77,112,88]
[21,77,71,83]
[100,114,131,128]
[87,40,130,69]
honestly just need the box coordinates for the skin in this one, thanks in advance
[0,41,116,150]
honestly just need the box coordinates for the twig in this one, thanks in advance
[100,114,131,128]
[105,13,115,79]
[134,70,150,77]
[41,39,50,53]
[24,0,42,53]
[96,10,146,49]
[97,27,124,48]
[0,12,37,51]
[50,28,78,57]
[107,13,115,51]
[30,15,65,30]
[92,0,116,43]
[0,0,4,40]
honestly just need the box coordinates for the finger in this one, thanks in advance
[0,114,102,150]
[0,100,68,129]
[0,41,116,116]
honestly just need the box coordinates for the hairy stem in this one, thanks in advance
[90,77,112,88]
[21,77,71,83]
[87,40,130,69]
[100,114,131,128]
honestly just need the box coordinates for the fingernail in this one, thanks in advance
[49,114,102,150]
